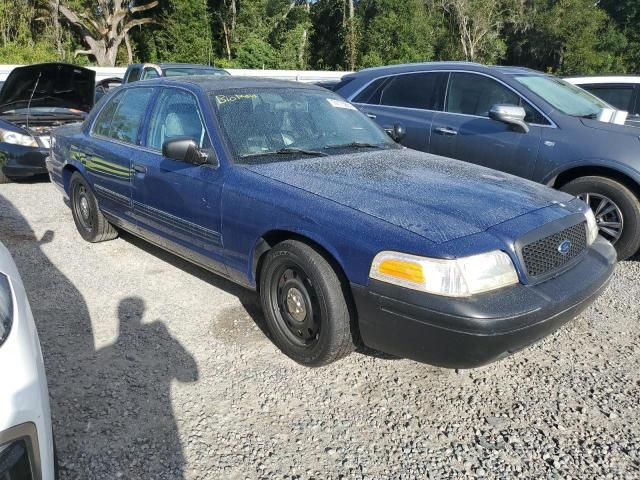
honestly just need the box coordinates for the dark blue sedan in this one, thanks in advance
[47,77,616,368]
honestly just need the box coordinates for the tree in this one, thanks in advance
[53,0,159,66]
[438,0,523,63]
[359,0,437,68]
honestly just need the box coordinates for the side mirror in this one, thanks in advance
[386,123,407,143]
[162,137,218,166]
[489,105,530,133]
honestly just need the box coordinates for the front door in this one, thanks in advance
[429,72,543,180]
[131,87,227,275]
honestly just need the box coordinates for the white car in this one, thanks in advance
[0,242,55,479]
[565,76,640,128]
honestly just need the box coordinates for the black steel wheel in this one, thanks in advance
[70,172,118,243]
[260,240,354,367]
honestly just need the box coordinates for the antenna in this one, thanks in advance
[26,71,42,132]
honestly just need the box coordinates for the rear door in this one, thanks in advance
[131,86,227,274]
[430,72,543,179]
[580,83,640,128]
[80,86,155,222]
[351,72,447,152]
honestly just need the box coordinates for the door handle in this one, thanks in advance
[365,112,377,119]
[435,127,458,136]
[132,164,147,174]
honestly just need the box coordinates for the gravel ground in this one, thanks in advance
[1,181,639,480]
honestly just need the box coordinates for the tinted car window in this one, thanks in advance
[352,77,390,105]
[447,72,548,125]
[380,73,446,110]
[126,66,141,82]
[581,84,635,111]
[147,88,210,151]
[93,87,154,144]
[92,90,124,137]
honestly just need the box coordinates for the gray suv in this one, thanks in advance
[335,62,640,260]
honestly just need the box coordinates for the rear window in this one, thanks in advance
[380,72,446,110]
[92,88,155,144]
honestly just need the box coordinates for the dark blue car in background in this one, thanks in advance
[48,77,615,368]
[335,62,640,260]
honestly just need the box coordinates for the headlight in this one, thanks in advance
[0,273,13,347]
[584,208,599,245]
[370,250,519,297]
[0,128,37,147]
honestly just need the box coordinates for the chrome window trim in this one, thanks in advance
[347,69,557,129]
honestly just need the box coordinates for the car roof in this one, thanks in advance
[158,63,226,70]
[565,75,640,85]
[132,75,326,93]
[347,61,546,79]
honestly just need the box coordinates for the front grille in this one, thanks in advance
[521,222,587,279]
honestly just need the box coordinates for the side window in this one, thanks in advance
[126,67,141,83]
[581,84,634,111]
[93,88,154,144]
[92,90,124,137]
[446,72,549,125]
[352,77,389,105]
[146,88,211,152]
[380,72,446,110]
[142,67,160,80]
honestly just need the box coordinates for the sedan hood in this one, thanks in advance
[0,63,95,114]
[245,150,571,244]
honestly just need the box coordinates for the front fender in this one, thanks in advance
[542,158,640,188]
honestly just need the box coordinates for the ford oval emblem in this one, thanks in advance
[558,240,572,255]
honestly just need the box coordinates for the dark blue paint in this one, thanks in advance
[48,77,590,291]
[335,62,640,188]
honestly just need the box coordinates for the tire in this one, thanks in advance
[259,240,354,367]
[560,176,640,260]
[69,172,118,243]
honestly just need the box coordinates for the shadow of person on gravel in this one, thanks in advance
[0,194,197,480]
[83,296,199,479]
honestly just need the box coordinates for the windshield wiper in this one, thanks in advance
[324,142,389,150]
[242,147,327,159]
[579,113,599,119]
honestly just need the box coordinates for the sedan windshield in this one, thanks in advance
[514,74,611,118]
[209,88,396,162]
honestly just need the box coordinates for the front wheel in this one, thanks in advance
[560,176,640,260]
[70,172,118,243]
[259,240,354,367]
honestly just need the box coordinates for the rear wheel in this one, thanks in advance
[560,176,640,260]
[70,172,118,243]
[259,240,354,367]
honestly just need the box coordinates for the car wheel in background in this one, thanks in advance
[560,176,640,260]
[70,172,118,243]
[260,240,355,367]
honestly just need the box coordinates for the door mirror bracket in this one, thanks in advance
[489,104,530,133]
[385,123,407,143]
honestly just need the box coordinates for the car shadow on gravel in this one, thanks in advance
[118,231,400,361]
[0,194,197,480]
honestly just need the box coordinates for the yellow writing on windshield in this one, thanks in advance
[216,94,258,105]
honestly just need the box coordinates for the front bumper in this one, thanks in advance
[352,237,616,368]
[0,143,48,178]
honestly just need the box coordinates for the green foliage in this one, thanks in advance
[0,0,639,76]
[359,0,436,67]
